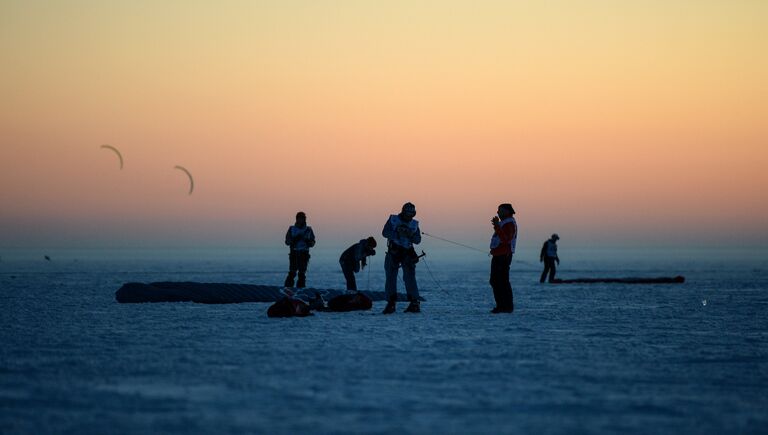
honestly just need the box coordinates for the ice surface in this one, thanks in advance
[1,247,767,434]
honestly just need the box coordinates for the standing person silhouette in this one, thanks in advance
[284,211,316,288]
[540,234,560,283]
[381,202,421,314]
[489,204,518,313]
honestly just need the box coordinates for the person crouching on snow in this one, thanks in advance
[339,237,377,291]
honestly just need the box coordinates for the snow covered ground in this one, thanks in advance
[1,247,766,434]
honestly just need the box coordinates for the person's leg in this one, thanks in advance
[402,260,420,312]
[490,256,504,309]
[284,272,295,288]
[401,260,420,301]
[548,258,557,283]
[384,252,399,300]
[503,254,513,312]
[284,251,297,287]
[540,260,550,283]
[297,251,309,288]
[341,261,357,291]
[383,252,399,313]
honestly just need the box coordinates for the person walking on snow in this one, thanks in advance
[539,234,560,283]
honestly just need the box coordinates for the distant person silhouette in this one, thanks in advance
[489,203,518,313]
[381,202,422,314]
[539,234,560,283]
[284,212,316,288]
[339,237,377,291]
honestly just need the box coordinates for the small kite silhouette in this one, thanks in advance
[174,165,194,195]
[100,144,123,169]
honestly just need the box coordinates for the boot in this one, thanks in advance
[382,297,396,315]
[404,300,421,313]
[297,273,306,289]
[284,272,295,288]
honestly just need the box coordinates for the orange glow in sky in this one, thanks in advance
[1,1,766,248]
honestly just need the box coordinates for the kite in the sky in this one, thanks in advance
[100,144,123,169]
[174,165,194,195]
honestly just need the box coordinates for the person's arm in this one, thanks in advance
[412,223,422,245]
[285,228,293,247]
[540,242,546,262]
[353,241,364,261]
[354,242,366,269]
[382,218,395,240]
[306,227,316,247]
[364,247,377,266]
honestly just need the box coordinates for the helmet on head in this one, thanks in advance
[366,237,377,248]
[401,202,416,218]
[296,211,306,219]
[552,233,560,240]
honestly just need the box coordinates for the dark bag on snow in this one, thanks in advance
[267,297,313,318]
[327,292,373,312]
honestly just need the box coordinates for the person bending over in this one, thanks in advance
[339,237,377,291]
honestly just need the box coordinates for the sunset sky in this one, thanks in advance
[1,0,766,249]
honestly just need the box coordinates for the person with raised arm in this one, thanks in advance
[489,204,518,313]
